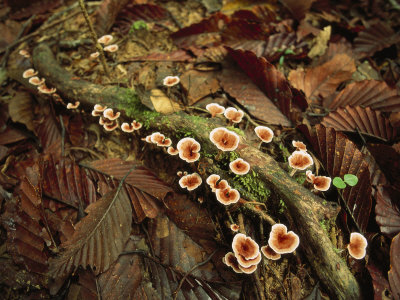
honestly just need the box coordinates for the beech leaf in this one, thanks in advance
[389,233,400,299]
[49,188,132,277]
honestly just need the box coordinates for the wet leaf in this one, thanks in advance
[388,233,400,299]
[375,185,400,237]
[354,21,400,59]
[325,80,400,112]
[8,91,35,131]
[366,263,392,300]
[180,69,220,105]
[34,106,62,156]
[49,188,132,277]
[149,88,182,114]
[289,54,356,103]
[322,106,398,142]
[279,0,316,20]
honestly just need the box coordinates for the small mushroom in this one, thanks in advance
[177,171,183,177]
[163,76,180,87]
[209,127,240,151]
[22,68,38,78]
[141,135,152,143]
[103,108,120,120]
[268,224,299,254]
[121,122,135,133]
[178,173,202,191]
[103,121,118,131]
[150,132,165,144]
[229,158,250,175]
[97,34,113,45]
[66,101,80,109]
[224,107,244,123]
[232,233,261,268]
[104,44,119,52]
[223,252,242,273]
[28,77,45,86]
[261,245,281,260]
[312,176,331,191]
[38,85,56,94]
[90,52,100,59]
[254,126,274,143]
[288,150,313,171]
[157,138,172,147]
[176,137,201,163]
[292,140,307,152]
[167,147,179,155]
[206,103,225,117]
[230,223,239,232]
[99,116,113,126]
[305,170,315,183]
[131,120,142,130]
[19,49,30,58]
[216,187,240,205]
[347,232,367,260]
[94,104,107,112]
[239,264,258,274]
[206,174,229,192]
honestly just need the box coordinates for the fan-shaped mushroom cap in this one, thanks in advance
[206,174,229,192]
[268,224,299,254]
[150,132,165,144]
[177,137,201,163]
[178,173,202,191]
[216,187,240,205]
[229,158,250,175]
[313,176,331,191]
[206,103,225,117]
[38,85,56,94]
[292,140,307,151]
[209,127,240,151]
[223,252,242,273]
[254,126,274,143]
[104,44,119,52]
[224,107,244,123]
[66,101,80,109]
[239,264,258,274]
[19,49,30,58]
[90,52,100,59]
[232,233,260,264]
[97,34,113,45]
[230,223,240,232]
[131,120,142,130]
[163,76,180,87]
[28,76,45,86]
[99,116,113,126]
[261,245,281,260]
[142,135,152,143]
[288,150,313,170]
[305,170,315,183]
[23,68,38,78]
[167,147,179,155]
[103,121,118,131]
[103,108,120,120]
[121,122,135,133]
[347,232,367,259]
[158,138,172,147]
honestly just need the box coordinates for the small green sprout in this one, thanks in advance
[129,20,148,34]
[332,174,358,189]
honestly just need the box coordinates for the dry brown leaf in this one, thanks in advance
[8,91,35,131]
[389,233,400,299]
[322,106,397,142]
[289,54,356,103]
[150,88,182,114]
[279,0,315,20]
[325,80,400,112]
[375,186,400,237]
[308,26,331,58]
[49,188,132,277]
[180,69,220,105]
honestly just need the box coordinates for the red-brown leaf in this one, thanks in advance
[366,263,392,300]
[375,186,400,237]
[49,188,132,277]
[289,54,356,103]
[354,21,400,59]
[298,124,372,231]
[279,0,316,20]
[326,80,400,112]
[322,106,397,142]
[389,233,400,299]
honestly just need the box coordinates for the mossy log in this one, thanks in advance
[7,43,361,300]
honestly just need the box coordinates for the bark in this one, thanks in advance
[7,43,361,300]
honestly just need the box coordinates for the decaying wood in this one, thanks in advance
[7,43,361,300]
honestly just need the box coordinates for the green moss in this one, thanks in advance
[295,172,306,185]
[230,170,271,202]
[279,142,291,162]
[278,199,286,214]
[226,126,245,136]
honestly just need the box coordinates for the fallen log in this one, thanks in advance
[7,43,361,299]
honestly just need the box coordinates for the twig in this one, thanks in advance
[95,276,102,300]
[78,0,110,77]
[172,250,218,300]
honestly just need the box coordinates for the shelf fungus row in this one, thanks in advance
[23,67,56,95]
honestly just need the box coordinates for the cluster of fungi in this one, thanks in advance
[90,34,119,59]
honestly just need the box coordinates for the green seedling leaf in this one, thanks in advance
[333,177,346,189]
[279,55,285,66]
[284,49,295,55]
[343,174,358,186]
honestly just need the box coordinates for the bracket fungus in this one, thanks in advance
[232,233,261,269]
[268,224,300,254]
[22,68,38,78]
[19,49,30,58]
[66,101,80,109]
[178,173,202,191]
[28,76,45,86]
[97,34,113,45]
[206,103,225,117]
[90,52,100,59]
[206,174,229,192]
[288,150,313,171]
[261,245,281,260]
[230,224,240,232]
[239,264,258,274]
[131,120,142,130]
[38,85,56,94]
[254,126,274,143]
[176,137,201,163]
[163,75,180,87]
[347,232,368,259]
[223,252,242,273]
[104,44,119,52]
[313,176,331,191]
[209,127,240,151]
[216,187,240,205]
[229,158,250,175]
[103,108,120,120]
[103,121,118,131]
[167,147,179,155]
[292,140,307,152]
[121,122,135,133]
[224,107,244,123]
